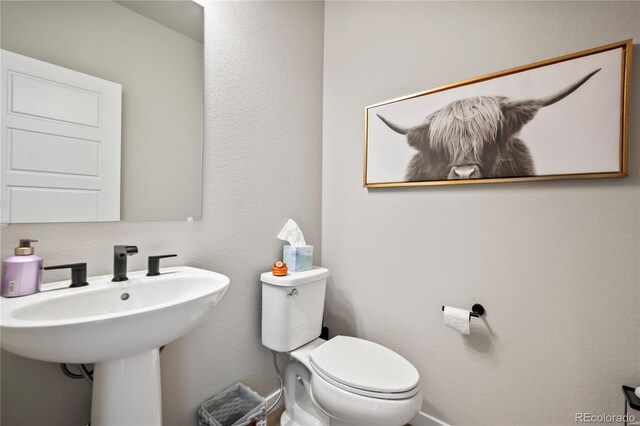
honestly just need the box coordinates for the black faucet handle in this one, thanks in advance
[147,254,178,276]
[114,245,138,256]
[44,263,89,288]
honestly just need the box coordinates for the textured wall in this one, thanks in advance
[0,1,324,425]
[321,2,640,425]
[1,1,204,221]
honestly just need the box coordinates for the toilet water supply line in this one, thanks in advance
[264,351,335,421]
[266,350,285,414]
[266,351,336,421]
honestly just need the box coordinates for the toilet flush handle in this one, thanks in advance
[287,288,298,298]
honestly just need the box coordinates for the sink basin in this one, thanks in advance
[0,266,230,425]
[1,266,229,363]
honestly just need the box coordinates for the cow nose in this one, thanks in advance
[449,165,480,179]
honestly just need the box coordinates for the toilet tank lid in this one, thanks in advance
[260,267,329,287]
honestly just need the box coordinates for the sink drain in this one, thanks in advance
[120,293,130,300]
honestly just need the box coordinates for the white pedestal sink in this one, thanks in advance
[0,266,230,426]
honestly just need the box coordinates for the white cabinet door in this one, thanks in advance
[1,50,122,223]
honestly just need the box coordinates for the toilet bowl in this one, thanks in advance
[283,336,422,426]
[261,268,422,426]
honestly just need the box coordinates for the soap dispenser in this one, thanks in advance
[1,239,43,297]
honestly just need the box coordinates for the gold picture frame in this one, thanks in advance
[363,39,632,188]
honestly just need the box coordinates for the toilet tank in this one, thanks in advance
[261,267,330,352]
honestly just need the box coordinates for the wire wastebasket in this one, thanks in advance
[198,383,267,426]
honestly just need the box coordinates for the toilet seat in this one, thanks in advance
[309,336,420,400]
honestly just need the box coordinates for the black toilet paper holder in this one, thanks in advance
[441,303,486,318]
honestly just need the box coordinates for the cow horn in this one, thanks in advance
[522,68,601,108]
[377,114,409,135]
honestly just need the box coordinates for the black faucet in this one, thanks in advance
[112,245,138,282]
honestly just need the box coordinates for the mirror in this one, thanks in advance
[0,1,204,223]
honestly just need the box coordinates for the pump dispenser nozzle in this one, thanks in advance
[16,239,38,256]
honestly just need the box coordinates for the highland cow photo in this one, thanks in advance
[364,41,631,187]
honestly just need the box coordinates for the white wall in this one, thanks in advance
[2,2,639,426]
[322,2,640,425]
[1,1,203,221]
[0,2,324,425]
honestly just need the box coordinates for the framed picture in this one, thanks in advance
[364,40,632,188]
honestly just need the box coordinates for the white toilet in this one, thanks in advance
[261,267,422,426]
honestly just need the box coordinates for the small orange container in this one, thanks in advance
[272,260,288,276]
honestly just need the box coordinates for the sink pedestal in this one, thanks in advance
[91,349,162,426]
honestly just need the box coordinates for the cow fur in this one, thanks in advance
[377,69,600,181]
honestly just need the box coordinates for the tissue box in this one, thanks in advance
[283,245,313,272]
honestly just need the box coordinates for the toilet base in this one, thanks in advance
[280,410,295,426]
[281,359,329,426]
[281,410,353,426]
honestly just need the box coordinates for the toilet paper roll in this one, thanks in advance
[443,306,471,335]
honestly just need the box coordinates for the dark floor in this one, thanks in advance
[267,405,285,425]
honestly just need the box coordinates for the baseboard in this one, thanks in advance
[266,388,447,426]
[411,410,449,426]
